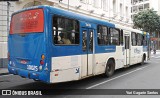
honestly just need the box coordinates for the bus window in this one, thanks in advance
[97,25,108,45]
[120,30,123,45]
[131,32,137,46]
[82,31,87,51]
[109,28,120,45]
[125,36,130,49]
[52,16,79,45]
[137,34,143,46]
[143,35,147,46]
[89,31,93,51]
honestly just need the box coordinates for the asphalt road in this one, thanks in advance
[0,53,160,98]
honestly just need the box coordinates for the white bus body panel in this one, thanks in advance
[50,49,125,83]
[50,55,81,83]
[130,46,143,65]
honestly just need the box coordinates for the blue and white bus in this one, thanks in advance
[8,5,150,83]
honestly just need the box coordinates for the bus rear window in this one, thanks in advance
[10,9,44,34]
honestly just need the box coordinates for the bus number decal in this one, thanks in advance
[27,65,38,71]
[85,23,91,27]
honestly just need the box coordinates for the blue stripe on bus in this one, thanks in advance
[95,45,116,53]
[52,45,116,57]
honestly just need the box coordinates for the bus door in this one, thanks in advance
[124,35,130,66]
[81,28,94,77]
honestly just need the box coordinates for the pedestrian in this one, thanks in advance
[153,48,156,54]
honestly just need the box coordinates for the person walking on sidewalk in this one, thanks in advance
[153,48,156,54]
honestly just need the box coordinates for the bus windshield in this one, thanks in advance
[10,9,44,34]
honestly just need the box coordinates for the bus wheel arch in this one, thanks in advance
[104,58,115,77]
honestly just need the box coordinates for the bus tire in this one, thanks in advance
[104,59,115,77]
[141,55,145,65]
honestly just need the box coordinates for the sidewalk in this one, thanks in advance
[0,68,9,76]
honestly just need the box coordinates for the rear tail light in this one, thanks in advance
[40,54,45,65]
[40,60,44,65]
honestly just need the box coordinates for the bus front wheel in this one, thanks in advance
[104,59,115,77]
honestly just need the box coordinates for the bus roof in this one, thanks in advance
[12,5,115,28]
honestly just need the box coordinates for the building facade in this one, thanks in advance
[14,0,132,26]
[0,2,15,68]
[131,0,160,50]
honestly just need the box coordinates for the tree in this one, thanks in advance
[133,9,160,33]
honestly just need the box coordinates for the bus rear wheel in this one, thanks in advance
[104,59,115,77]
